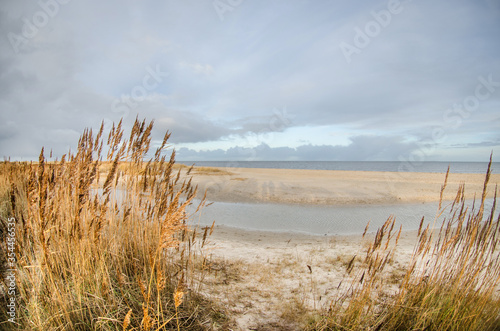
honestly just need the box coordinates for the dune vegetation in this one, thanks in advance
[305,158,500,330]
[0,119,229,330]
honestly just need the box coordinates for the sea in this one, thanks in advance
[177,161,500,174]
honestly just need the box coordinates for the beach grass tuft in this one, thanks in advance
[192,167,234,176]
[308,156,500,331]
[0,119,229,330]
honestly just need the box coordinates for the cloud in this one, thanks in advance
[176,135,418,161]
[154,110,230,143]
[179,61,214,76]
[1,0,499,161]
[452,138,500,149]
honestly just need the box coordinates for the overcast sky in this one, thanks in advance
[1,0,499,162]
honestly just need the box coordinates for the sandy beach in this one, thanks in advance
[187,167,499,330]
[201,225,422,330]
[189,167,499,205]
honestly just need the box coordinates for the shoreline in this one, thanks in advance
[204,223,421,251]
[205,223,399,243]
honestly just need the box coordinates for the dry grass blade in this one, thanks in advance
[362,221,370,238]
[439,165,450,210]
[478,152,493,220]
[122,309,132,331]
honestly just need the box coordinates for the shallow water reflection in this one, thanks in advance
[188,198,496,236]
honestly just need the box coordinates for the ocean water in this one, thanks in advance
[177,161,500,174]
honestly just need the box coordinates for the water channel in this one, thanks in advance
[188,198,497,236]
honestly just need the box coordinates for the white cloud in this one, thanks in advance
[179,61,214,76]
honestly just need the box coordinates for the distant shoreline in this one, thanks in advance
[178,160,500,174]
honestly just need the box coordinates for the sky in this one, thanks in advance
[1,0,499,162]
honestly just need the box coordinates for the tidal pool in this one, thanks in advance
[188,198,496,236]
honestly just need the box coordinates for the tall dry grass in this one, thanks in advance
[310,157,500,330]
[0,119,226,330]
